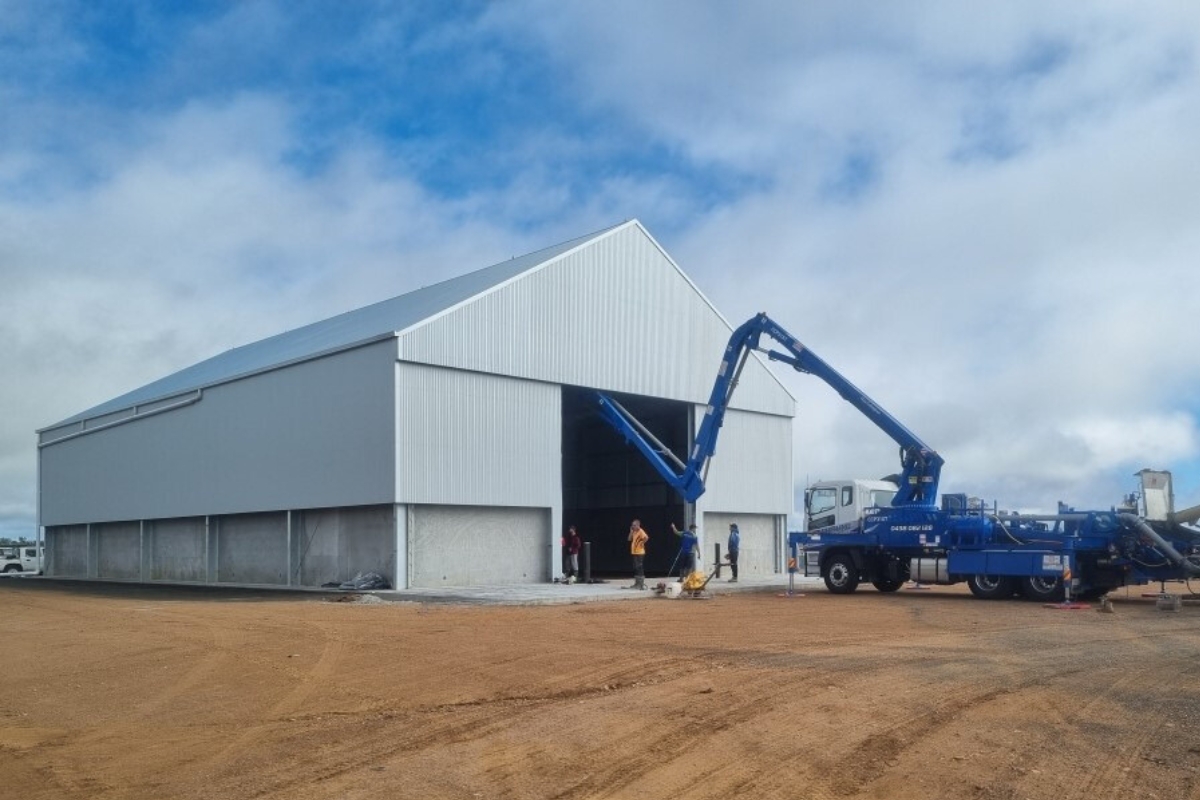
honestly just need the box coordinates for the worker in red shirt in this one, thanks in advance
[565,525,582,583]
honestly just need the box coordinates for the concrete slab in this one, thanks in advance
[372,575,825,606]
[4,574,827,607]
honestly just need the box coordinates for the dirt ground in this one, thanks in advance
[2,581,1200,800]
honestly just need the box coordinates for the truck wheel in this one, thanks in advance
[871,577,903,592]
[1020,575,1063,602]
[2,564,21,573]
[968,574,1016,600]
[824,554,860,594]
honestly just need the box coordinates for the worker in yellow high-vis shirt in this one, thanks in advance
[627,519,649,590]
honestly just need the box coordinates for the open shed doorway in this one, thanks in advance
[562,386,690,581]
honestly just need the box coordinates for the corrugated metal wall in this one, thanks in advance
[398,224,793,418]
[395,362,561,507]
[39,338,398,526]
[696,407,793,514]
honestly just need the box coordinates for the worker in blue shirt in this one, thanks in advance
[727,523,741,582]
[670,522,699,580]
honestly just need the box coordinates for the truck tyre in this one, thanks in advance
[1020,575,1063,602]
[968,574,1015,600]
[824,553,860,594]
[871,577,903,592]
[2,564,21,573]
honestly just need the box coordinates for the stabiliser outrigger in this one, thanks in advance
[596,312,1200,601]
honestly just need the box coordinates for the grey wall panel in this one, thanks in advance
[703,512,780,577]
[399,224,794,418]
[396,363,561,507]
[45,525,87,577]
[216,512,288,585]
[294,506,395,588]
[410,505,549,587]
[96,521,140,580]
[39,339,397,526]
[697,407,793,514]
[148,517,207,582]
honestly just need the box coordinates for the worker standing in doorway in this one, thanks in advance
[727,523,741,583]
[565,525,582,583]
[627,519,649,590]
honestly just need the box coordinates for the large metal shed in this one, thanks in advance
[37,221,795,589]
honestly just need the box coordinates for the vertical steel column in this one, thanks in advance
[205,516,214,584]
[286,510,293,587]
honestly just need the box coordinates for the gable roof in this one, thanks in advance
[46,222,624,430]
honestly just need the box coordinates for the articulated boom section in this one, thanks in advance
[747,314,943,507]
[593,393,705,503]
[595,312,944,506]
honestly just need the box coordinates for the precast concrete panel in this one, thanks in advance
[148,517,207,582]
[410,505,549,587]
[39,339,397,526]
[216,512,288,586]
[45,525,87,577]
[294,506,396,588]
[703,512,780,578]
[697,407,793,514]
[398,224,793,417]
[396,363,560,507]
[96,521,140,580]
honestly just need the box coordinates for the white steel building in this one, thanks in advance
[37,221,795,589]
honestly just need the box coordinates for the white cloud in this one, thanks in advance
[2,2,1199,538]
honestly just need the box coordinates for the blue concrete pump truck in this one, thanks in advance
[596,312,1200,601]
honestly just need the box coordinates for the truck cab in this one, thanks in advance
[805,479,898,532]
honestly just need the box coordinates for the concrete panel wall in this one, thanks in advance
[399,223,794,418]
[148,517,207,582]
[45,525,88,577]
[295,506,395,588]
[216,512,287,586]
[39,339,397,526]
[96,521,140,580]
[702,512,781,578]
[410,505,549,587]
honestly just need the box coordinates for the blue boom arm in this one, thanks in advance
[595,312,944,507]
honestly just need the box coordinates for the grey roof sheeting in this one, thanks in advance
[46,223,623,430]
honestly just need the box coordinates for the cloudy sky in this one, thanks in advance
[3,2,1199,538]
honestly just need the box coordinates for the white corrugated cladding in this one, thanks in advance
[395,362,561,506]
[695,407,793,514]
[397,222,793,417]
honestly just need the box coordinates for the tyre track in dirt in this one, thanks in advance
[191,655,716,798]
[127,607,251,717]
[176,616,348,792]
[1054,641,1200,800]
[801,607,1200,799]
[7,584,1200,800]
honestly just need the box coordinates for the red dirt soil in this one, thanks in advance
[2,581,1199,800]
